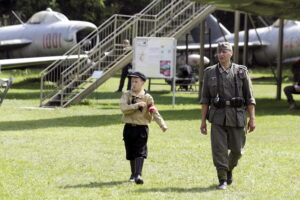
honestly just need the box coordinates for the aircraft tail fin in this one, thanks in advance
[206,14,231,42]
[190,14,231,43]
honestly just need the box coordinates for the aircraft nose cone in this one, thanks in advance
[77,21,97,30]
[72,22,98,51]
[65,21,97,43]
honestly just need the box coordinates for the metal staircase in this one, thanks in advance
[40,0,216,107]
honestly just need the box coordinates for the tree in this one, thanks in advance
[0,0,151,26]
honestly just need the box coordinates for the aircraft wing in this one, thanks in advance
[0,55,88,70]
[177,41,269,50]
[0,39,32,49]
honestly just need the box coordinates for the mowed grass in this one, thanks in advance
[0,69,299,200]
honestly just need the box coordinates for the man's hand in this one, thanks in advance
[200,121,207,135]
[247,118,256,132]
[295,87,300,92]
[161,126,168,132]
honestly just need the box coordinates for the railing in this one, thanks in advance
[40,0,215,107]
[40,0,172,106]
[140,0,175,15]
[58,18,137,105]
[40,14,132,106]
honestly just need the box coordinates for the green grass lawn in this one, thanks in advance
[0,69,299,200]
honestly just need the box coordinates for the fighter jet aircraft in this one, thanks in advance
[178,14,300,66]
[0,8,97,69]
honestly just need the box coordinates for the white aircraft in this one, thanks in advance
[0,8,97,70]
[178,14,300,66]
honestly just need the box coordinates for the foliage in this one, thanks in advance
[0,0,151,25]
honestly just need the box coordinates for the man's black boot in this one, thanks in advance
[128,160,135,182]
[227,170,233,185]
[134,157,144,184]
[217,180,227,190]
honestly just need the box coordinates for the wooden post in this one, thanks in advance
[208,28,212,61]
[148,78,151,92]
[243,13,249,66]
[234,11,240,64]
[198,21,205,100]
[276,19,284,100]
[3,14,9,26]
[185,34,189,64]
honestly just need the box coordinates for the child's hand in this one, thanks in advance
[161,126,168,132]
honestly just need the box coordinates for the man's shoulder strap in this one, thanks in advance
[232,63,248,79]
[204,64,217,72]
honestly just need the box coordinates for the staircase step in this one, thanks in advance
[65,94,78,98]
[67,87,86,90]
[75,80,94,83]
[50,99,68,102]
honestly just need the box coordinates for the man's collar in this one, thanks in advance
[218,62,232,73]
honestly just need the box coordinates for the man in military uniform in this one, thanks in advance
[200,42,256,189]
[120,71,168,184]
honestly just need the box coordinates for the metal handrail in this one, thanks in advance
[40,1,164,77]
[155,0,184,17]
[40,14,132,76]
[60,18,138,88]
[155,3,197,36]
[40,1,164,106]
[152,1,194,34]
[61,1,198,87]
[40,15,133,104]
[139,0,161,14]
[41,14,115,75]
[40,0,214,107]
[141,0,174,16]
[60,15,133,77]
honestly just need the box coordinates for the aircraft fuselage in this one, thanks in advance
[0,21,96,59]
[216,23,300,66]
